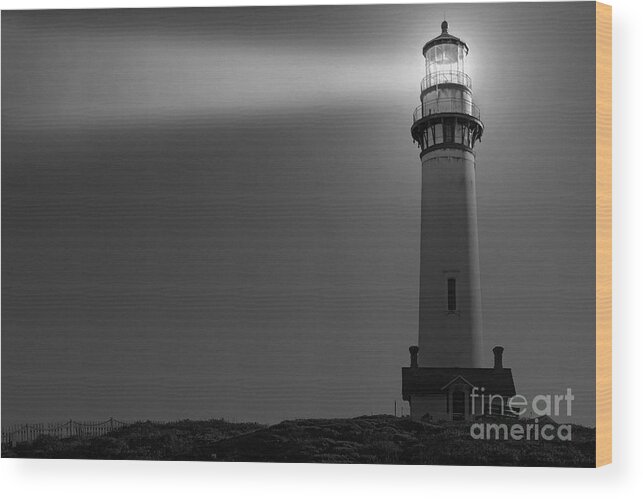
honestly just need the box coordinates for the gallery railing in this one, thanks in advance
[412,98,481,124]
[421,71,472,92]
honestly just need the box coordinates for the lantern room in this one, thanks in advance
[411,21,483,156]
[423,21,469,86]
[421,20,471,91]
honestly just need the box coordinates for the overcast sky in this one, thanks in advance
[2,3,596,425]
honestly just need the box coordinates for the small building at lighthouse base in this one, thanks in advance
[402,347,516,422]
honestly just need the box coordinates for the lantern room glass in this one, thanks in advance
[425,43,466,79]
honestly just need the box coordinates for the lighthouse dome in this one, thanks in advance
[422,20,469,56]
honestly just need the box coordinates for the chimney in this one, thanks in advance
[409,346,419,368]
[493,346,504,370]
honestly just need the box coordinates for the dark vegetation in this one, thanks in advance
[2,415,595,467]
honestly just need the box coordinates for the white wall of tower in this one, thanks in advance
[417,148,483,368]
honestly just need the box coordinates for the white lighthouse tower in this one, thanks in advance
[402,22,516,422]
[411,20,484,368]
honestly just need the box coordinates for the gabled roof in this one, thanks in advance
[440,374,475,391]
[402,367,516,400]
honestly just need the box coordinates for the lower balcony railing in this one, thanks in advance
[412,98,481,124]
[421,71,472,92]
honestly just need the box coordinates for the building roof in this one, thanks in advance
[402,367,516,400]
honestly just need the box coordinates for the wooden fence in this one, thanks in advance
[1,418,135,446]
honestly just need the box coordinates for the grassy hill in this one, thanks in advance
[2,415,595,467]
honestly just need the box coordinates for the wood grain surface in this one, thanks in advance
[595,1,612,467]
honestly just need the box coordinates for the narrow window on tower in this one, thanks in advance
[434,123,443,144]
[444,119,454,143]
[447,278,457,311]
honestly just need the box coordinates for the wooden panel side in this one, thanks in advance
[595,1,612,468]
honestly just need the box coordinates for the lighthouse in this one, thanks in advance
[403,21,515,421]
[412,20,484,368]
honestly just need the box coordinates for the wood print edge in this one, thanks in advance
[595,0,612,468]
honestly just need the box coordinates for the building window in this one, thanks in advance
[447,278,456,311]
[443,119,454,143]
[434,123,443,143]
